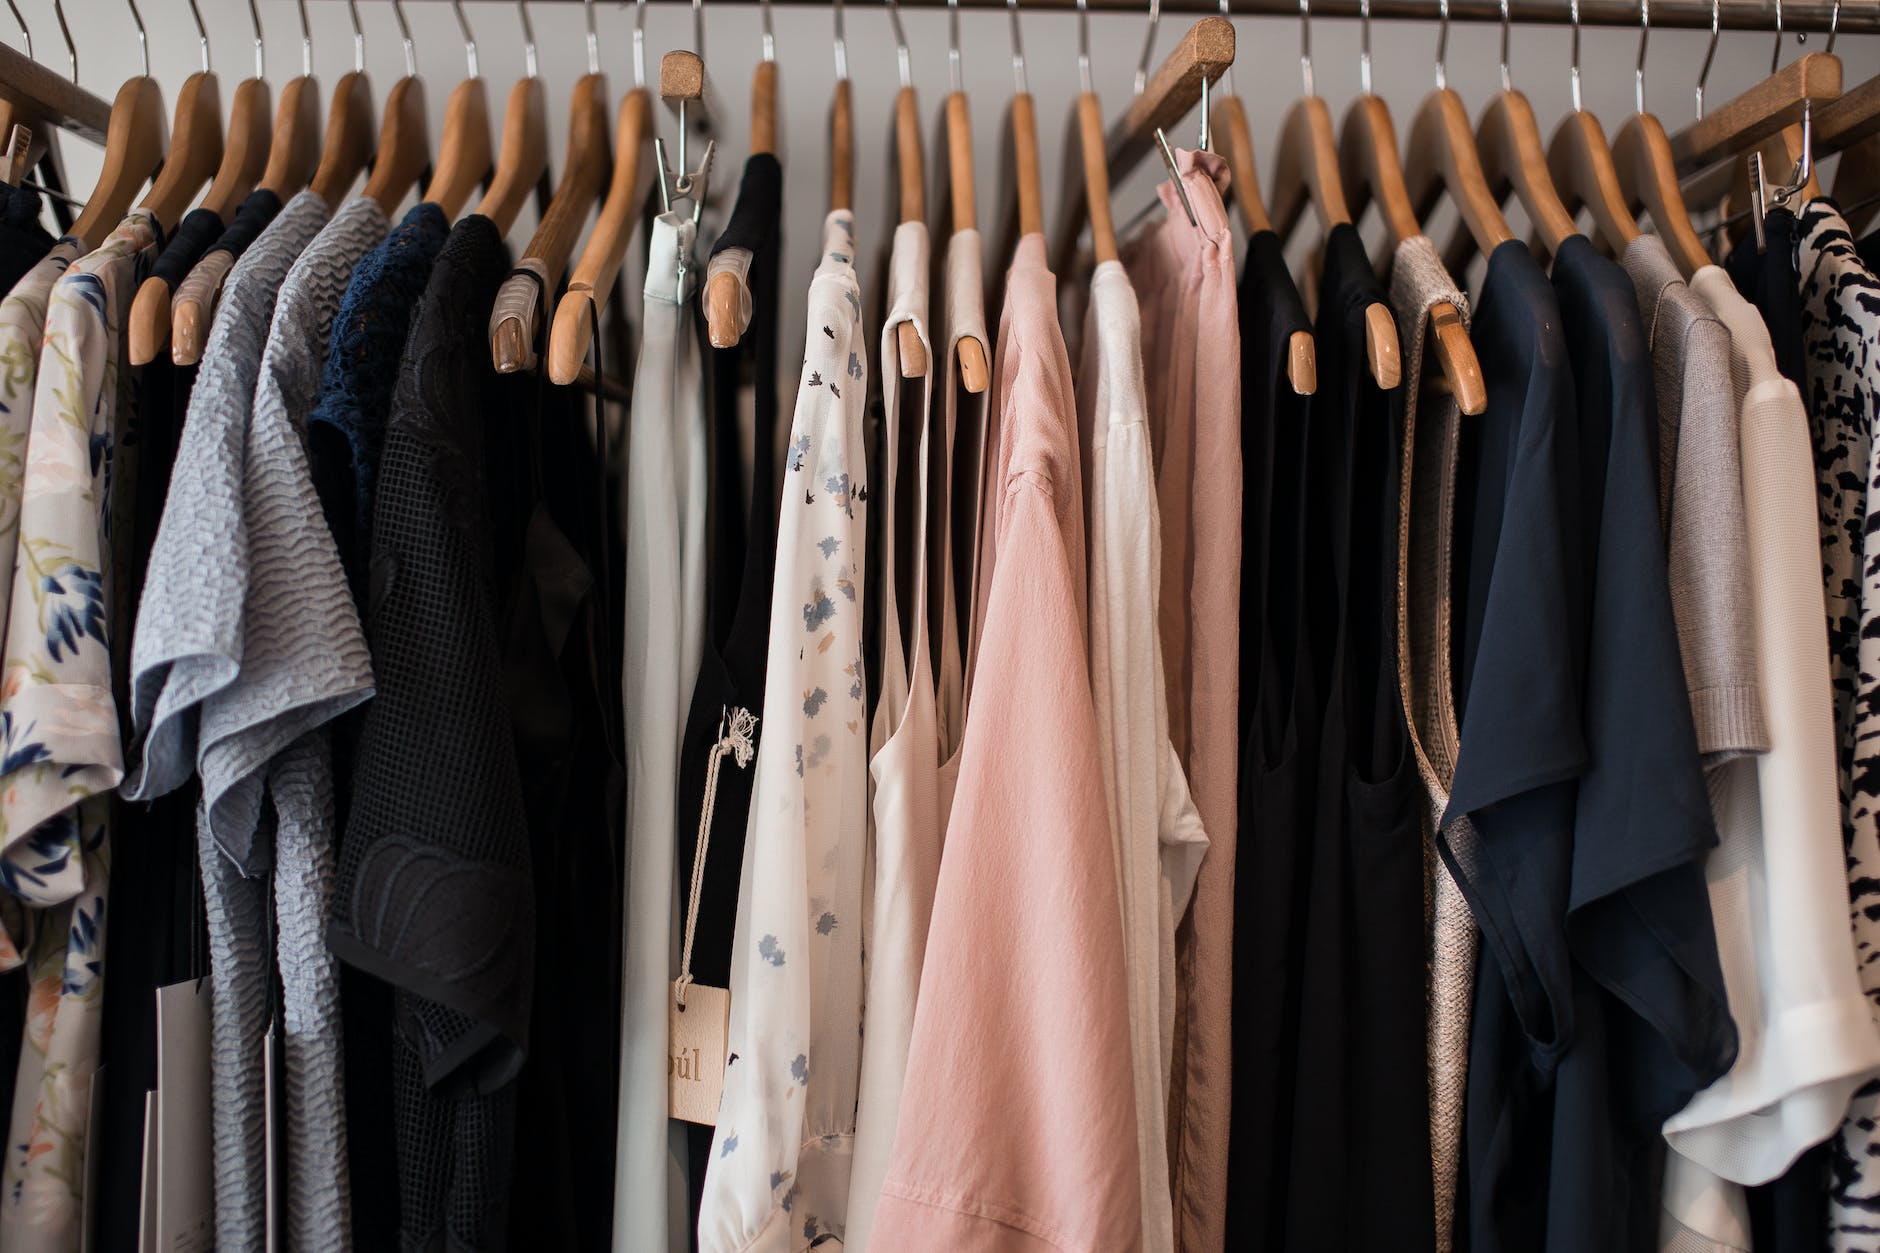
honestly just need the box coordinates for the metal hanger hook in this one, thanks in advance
[516,1,537,78]
[1009,0,1028,94]
[1299,0,1314,98]
[449,0,478,78]
[833,0,848,82]
[760,0,775,63]
[1135,0,1162,96]
[1569,0,1585,109]
[1218,0,1237,96]
[1694,0,1717,117]
[633,0,648,89]
[53,0,75,81]
[886,0,912,89]
[1634,0,1649,116]
[1358,0,1373,97]
[347,0,364,74]
[188,0,209,73]
[389,0,416,77]
[1076,0,1092,94]
[126,0,148,78]
[1434,0,1450,91]
[1498,0,1512,93]
[296,0,312,76]
[1770,0,1783,75]
[1826,0,1840,56]
[691,0,704,63]
[4,0,28,63]
[248,0,264,80]
[948,0,962,94]
[583,0,599,73]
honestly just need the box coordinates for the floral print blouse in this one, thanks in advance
[0,209,159,1253]
[699,212,870,1253]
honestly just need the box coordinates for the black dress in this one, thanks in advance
[676,151,784,1242]
[1224,227,1317,1250]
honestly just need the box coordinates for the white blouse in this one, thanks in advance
[700,212,871,1253]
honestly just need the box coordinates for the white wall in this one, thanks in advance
[7,0,1876,363]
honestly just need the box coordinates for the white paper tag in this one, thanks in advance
[669,982,730,1125]
[151,979,213,1252]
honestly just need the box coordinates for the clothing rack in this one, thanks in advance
[307,0,1868,34]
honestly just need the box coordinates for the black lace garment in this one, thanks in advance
[329,215,534,1252]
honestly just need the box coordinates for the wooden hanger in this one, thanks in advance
[1833,129,1880,235]
[68,73,166,251]
[1673,52,1841,178]
[886,0,929,380]
[473,71,547,235]
[1816,64,1880,232]
[422,6,492,222]
[1338,14,1484,415]
[138,70,222,234]
[0,27,113,194]
[706,7,780,352]
[1270,7,1398,392]
[360,74,429,216]
[545,12,654,389]
[1545,5,1640,258]
[311,67,374,207]
[1405,87,1516,270]
[1054,16,1235,275]
[1467,10,1577,269]
[491,48,610,373]
[260,52,322,201]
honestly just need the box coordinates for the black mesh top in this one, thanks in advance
[328,214,534,1252]
[0,180,52,297]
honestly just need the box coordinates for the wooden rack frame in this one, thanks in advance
[306,0,1867,33]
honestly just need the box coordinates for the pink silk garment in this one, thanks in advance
[1121,148,1242,1253]
[870,234,1141,1252]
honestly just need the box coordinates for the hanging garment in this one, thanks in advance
[141,205,227,318]
[122,189,332,1253]
[1720,209,1832,1253]
[870,232,1137,1253]
[616,210,708,1253]
[0,207,158,1253]
[936,225,988,770]
[1119,150,1240,1253]
[1787,197,1880,1253]
[1385,234,1474,1253]
[1655,261,1880,1253]
[1078,255,1207,1253]
[170,188,286,326]
[1225,226,1316,1253]
[328,213,538,1253]
[203,192,385,1252]
[678,150,783,1237]
[848,219,942,1253]
[1457,234,1735,1252]
[699,210,869,1253]
[0,182,53,298]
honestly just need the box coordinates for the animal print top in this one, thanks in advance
[1796,196,1880,1251]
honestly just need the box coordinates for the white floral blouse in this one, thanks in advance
[0,209,158,1253]
[699,212,870,1253]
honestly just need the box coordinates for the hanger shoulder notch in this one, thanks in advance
[128,275,172,366]
[363,75,430,215]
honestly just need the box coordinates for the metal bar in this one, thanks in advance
[301,0,1868,32]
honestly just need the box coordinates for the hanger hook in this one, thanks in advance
[346,0,363,73]
[449,0,478,78]
[1298,0,1314,97]
[53,0,75,82]
[1695,0,1717,117]
[692,0,704,63]
[1009,0,1028,94]
[188,0,209,73]
[1077,0,1093,94]
[515,1,537,78]
[390,0,416,77]
[582,0,598,74]
[1358,0,1373,97]
[1826,0,1840,56]
[948,0,962,94]
[1434,0,1450,91]
[295,0,311,77]
[760,0,775,63]
[1135,0,1162,96]
[126,0,148,78]
[1564,0,1579,110]
[886,0,912,88]
[4,0,28,64]
[633,0,647,88]
[1498,0,1512,93]
[1634,0,1649,116]
[833,0,848,82]
[1771,0,1783,75]
[248,0,264,80]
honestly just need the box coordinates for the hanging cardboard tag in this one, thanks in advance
[669,982,730,1125]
